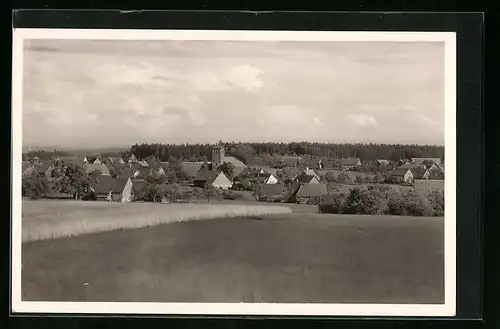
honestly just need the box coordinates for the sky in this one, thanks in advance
[22,39,445,148]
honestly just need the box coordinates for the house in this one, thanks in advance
[294,183,328,204]
[149,163,166,177]
[414,179,445,197]
[138,160,149,167]
[340,157,362,169]
[278,167,302,182]
[133,167,152,179]
[92,176,131,202]
[128,154,138,164]
[390,167,414,184]
[376,159,391,167]
[303,167,320,179]
[93,157,102,165]
[264,174,279,184]
[292,171,321,184]
[194,170,233,190]
[428,162,444,172]
[83,156,98,164]
[129,179,146,201]
[84,163,111,176]
[411,157,442,166]
[258,183,288,202]
[181,161,206,179]
[107,156,124,165]
[399,163,423,169]
[410,167,430,180]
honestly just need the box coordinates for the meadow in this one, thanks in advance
[21,200,444,304]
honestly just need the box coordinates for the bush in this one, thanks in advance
[387,191,434,216]
[222,190,243,200]
[318,193,348,214]
[427,190,445,216]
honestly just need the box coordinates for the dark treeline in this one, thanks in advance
[127,142,444,164]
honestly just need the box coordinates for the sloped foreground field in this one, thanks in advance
[22,203,444,304]
[21,200,293,242]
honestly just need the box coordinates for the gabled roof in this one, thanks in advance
[181,162,205,177]
[93,176,129,195]
[391,167,411,177]
[399,163,421,169]
[138,160,149,167]
[222,156,246,167]
[260,183,287,196]
[304,168,319,177]
[296,183,328,198]
[130,179,146,193]
[134,167,151,179]
[410,167,429,179]
[280,167,302,179]
[195,170,219,183]
[84,163,110,175]
[376,159,391,165]
[293,171,317,184]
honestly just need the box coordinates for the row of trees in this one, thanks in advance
[126,142,444,164]
[317,186,444,217]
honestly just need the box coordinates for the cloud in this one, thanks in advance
[224,64,264,92]
[348,114,378,127]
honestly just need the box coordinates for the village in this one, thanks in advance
[21,145,445,208]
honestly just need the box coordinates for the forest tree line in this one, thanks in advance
[23,142,444,165]
[125,142,444,164]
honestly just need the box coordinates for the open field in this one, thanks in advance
[21,199,293,242]
[22,212,444,303]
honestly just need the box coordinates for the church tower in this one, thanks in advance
[212,147,225,169]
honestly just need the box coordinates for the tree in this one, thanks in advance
[219,162,235,179]
[251,184,263,201]
[203,183,220,202]
[141,182,164,202]
[54,164,95,200]
[22,173,50,199]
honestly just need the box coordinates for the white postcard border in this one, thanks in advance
[11,28,457,317]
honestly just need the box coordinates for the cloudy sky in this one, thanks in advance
[22,39,445,148]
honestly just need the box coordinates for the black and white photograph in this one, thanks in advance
[11,29,456,317]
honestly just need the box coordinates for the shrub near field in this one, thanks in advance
[318,185,444,217]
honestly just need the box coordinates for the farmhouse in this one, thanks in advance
[292,171,321,184]
[84,163,111,176]
[264,174,279,184]
[410,167,430,180]
[194,170,233,190]
[181,161,206,179]
[107,156,125,165]
[128,154,138,164]
[258,183,287,202]
[340,157,361,169]
[303,167,320,179]
[294,183,328,204]
[390,167,414,184]
[92,176,132,202]
[428,162,444,172]
[376,159,392,166]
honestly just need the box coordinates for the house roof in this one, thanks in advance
[410,167,429,179]
[280,167,301,179]
[399,163,421,169]
[376,159,391,165]
[181,162,205,177]
[131,179,146,192]
[134,167,152,179]
[296,183,328,197]
[222,156,246,167]
[341,157,361,166]
[138,160,149,167]
[260,183,287,196]
[391,167,411,177]
[195,170,219,183]
[304,168,319,177]
[93,176,129,195]
[293,172,317,184]
[84,163,110,175]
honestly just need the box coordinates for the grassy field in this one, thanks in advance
[21,199,294,242]
[22,201,444,304]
